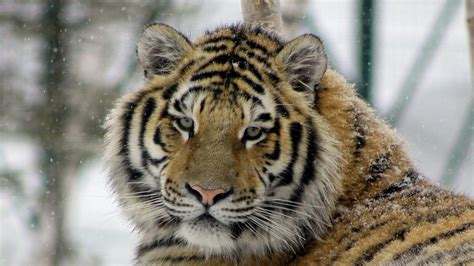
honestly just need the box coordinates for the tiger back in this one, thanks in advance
[104,23,474,265]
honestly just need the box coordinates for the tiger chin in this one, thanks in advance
[105,23,474,265]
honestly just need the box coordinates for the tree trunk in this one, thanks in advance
[241,0,283,33]
[28,0,75,265]
[468,0,474,90]
[358,0,375,104]
[281,0,308,37]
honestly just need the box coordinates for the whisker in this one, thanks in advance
[267,198,324,209]
[254,207,303,223]
[260,203,315,219]
[251,215,298,253]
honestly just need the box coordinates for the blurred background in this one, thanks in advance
[0,0,472,265]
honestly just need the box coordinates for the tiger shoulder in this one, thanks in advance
[104,23,474,265]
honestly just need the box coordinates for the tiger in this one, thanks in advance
[104,23,474,265]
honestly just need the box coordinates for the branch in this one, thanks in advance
[241,0,283,33]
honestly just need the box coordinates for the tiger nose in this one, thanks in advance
[185,183,233,206]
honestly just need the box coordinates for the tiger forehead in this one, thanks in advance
[195,26,283,54]
[173,88,274,124]
[187,27,284,88]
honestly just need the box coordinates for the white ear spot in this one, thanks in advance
[136,23,193,78]
[276,34,327,93]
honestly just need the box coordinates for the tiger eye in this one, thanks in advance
[178,117,194,131]
[244,126,262,140]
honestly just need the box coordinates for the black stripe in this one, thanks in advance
[159,102,169,120]
[120,101,139,155]
[354,229,407,265]
[153,127,167,151]
[202,44,228,52]
[190,70,228,82]
[392,223,473,262]
[240,75,265,94]
[274,122,303,187]
[179,86,206,103]
[148,156,168,166]
[268,173,276,183]
[239,47,281,84]
[422,241,474,264]
[118,91,149,182]
[233,54,264,81]
[266,70,281,84]
[255,113,272,122]
[199,99,206,113]
[287,120,318,205]
[372,169,419,201]
[237,46,268,62]
[199,53,264,82]
[274,98,290,117]
[139,98,159,175]
[194,54,231,74]
[172,100,183,113]
[209,81,225,87]
[230,84,264,107]
[352,108,367,157]
[190,68,266,95]
[203,35,234,44]
[178,59,197,76]
[335,204,474,263]
[264,141,280,161]
[162,83,178,100]
[245,39,271,56]
[276,105,290,118]
[154,255,205,263]
[139,98,156,147]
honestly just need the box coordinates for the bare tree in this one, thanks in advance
[241,0,283,33]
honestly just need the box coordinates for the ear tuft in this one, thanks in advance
[137,23,193,78]
[276,34,327,92]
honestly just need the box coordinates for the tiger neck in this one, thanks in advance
[317,70,416,207]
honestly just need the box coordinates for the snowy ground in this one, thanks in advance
[1,0,473,265]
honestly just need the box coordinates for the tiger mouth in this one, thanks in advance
[187,213,229,232]
[195,213,217,223]
[194,212,232,228]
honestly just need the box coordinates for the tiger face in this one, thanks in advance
[105,23,342,257]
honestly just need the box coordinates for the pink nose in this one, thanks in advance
[185,184,232,206]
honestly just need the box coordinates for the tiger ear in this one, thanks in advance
[137,23,193,78]
[276,34,327,92]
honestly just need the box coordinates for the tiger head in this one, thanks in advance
[105,23,342,257]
